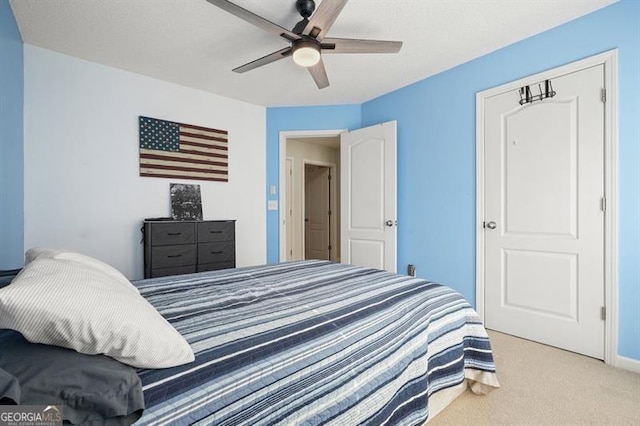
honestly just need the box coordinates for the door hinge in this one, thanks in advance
[290,249,292,256]
[328,174,332,181]
[601,88,606,103]
[601,196,606,212]
[328,209,331,216]
[328,245,332,251]
[601,306,606,321]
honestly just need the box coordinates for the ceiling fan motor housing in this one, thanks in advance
[296,0,316,19]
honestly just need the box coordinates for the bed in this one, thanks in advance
[134,260,499,425]
[0,255,498,425]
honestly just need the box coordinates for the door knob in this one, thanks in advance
[486,221,497,229]
[385,220,393,227]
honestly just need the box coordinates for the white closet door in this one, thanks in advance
[484,65,605,359]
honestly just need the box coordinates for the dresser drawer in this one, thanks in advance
[197,261,235,273]
[151,245,196,268]
[150,222,195,246]
[151,265,196,278]
[197,221,234,243]
[198,242,235,264]
[143,220,235,279]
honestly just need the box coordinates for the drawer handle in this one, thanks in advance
[168,254,183,258]
[211,251,223,255]
[167,232,182,236]
[209,231,222,234]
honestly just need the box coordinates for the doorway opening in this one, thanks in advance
[279,122,397,272]
[280,132,341,262]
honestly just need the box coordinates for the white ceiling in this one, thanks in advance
[10,0,616,107]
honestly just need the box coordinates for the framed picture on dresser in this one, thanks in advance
[170,183,203,221]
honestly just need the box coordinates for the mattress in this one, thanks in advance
[134,260,499,425]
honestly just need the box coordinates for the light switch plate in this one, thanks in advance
[267,200,278,210]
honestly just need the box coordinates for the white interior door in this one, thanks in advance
[305,165,330,260]
[484,65,605,359]
[340,121,397,272]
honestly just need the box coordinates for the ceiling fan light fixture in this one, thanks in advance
[292,41,320,67]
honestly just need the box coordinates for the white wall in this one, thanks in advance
[23,45,266,279]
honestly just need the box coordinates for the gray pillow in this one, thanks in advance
[0,330,144,425]
[0,270,20,289]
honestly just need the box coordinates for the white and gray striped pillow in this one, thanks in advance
[0,257,194,369]
[24,247,140,294]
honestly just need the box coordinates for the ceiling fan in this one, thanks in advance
[206,0,403,89]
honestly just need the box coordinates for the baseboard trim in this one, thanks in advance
[614,355,640,374]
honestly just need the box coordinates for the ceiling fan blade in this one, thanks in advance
[233,47,292,73]
[321,37,403,54]
[307,58,330,89]
[207,0,301,42]
[303,0,348,41]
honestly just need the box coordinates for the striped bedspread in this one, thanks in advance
[134,261,498,425]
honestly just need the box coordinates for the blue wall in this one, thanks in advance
[0,0,23,269]
[267,1,640,361]
[362,0,639,361]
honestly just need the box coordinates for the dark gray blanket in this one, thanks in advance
[0,330,144,425]
[0,367,20,404]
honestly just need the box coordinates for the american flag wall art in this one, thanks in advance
[139,116,228,182]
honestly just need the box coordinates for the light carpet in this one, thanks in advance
[430,330,640,425]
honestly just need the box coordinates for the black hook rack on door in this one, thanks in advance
[519,79,556,105]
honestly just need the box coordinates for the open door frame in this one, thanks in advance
[279,129,346,262]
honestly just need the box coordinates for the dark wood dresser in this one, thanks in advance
[143,220,235,278]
